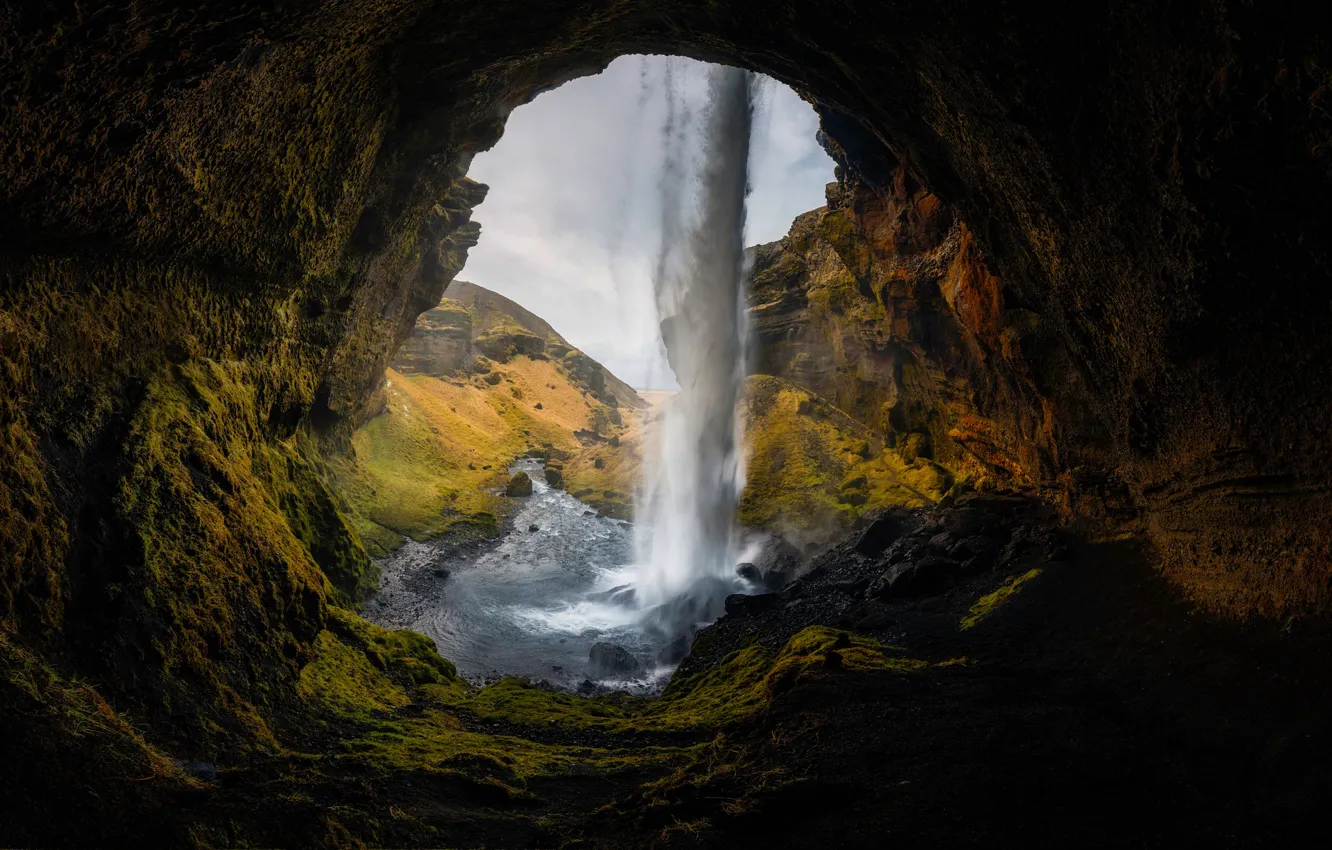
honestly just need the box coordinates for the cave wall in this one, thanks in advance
[2,0,1331,759]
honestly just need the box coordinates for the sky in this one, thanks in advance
[459,55,836,390]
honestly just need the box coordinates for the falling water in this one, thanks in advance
[632,65,756,642]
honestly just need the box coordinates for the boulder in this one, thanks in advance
[588,642,643,678]
[505,471,533,497]
[868,555,962,599]
[544,467,563,487]
[735,534,804,590]
[587,584,637,606]
[724,593,780,617]
[853,507,920,557]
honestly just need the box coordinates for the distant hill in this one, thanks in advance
[394,280,645,410]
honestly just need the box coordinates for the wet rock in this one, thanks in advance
[588,642,643,678]
[184,761,217,783]
[724,592,780,617]
[854,507,920,557]
[587,584,636,606]
[431,568,450,580]
[736,562,761,582]
[544,467,563,487]
[505,471,533,497]
[869,555,962,599]
[528,524,539,532]
[657,635,691,665]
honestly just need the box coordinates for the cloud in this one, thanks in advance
[459,55,835,390]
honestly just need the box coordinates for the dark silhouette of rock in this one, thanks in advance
[853,507,920,557]
[724,592,780,617]
[869,555,963,599]
[588,643,642,678]
[657,635,691,666]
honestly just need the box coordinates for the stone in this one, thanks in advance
[588,642,643,678]
[735,562,761,582]
[657,636,691,666]
[544,467,563,487]
[431,568,450,580]
[528,524,539,532]
[587,584,636,606]
[724,592,780,617]
[950,535,998,562]
[853,507,920,557]
[869,555,963,599]
[505,471,533,497]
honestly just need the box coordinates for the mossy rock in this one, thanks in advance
[505,471,533,497]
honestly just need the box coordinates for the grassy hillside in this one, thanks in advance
[739,375,953,546]
[332,357,633,555]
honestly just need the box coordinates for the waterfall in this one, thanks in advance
[633,65,756,643]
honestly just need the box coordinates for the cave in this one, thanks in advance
[3,2,1332,846]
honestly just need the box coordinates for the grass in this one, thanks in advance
[331,359,632,553]
[740,375,949,544]
[960,568,1044,630]
[428,626,929,735]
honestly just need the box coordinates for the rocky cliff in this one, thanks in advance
[747,175,1040,492]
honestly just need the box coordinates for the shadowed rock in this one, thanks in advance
[588,642,643,679]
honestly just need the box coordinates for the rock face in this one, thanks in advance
[390,300,474,376]
[747,177,1020,484]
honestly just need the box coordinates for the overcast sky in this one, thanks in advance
[459,55,836,390]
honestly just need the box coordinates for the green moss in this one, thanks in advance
[740,376,943,545]
[450,627,927,735]
[960,568,1043,630]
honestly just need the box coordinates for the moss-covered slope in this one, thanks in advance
[333,281,645,549]
[740,375,951,546]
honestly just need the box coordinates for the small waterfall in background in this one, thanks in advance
[632,64,756,644]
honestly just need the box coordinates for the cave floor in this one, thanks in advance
[142,499,1332,848]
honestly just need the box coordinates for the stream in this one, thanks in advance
[363,459,697,692]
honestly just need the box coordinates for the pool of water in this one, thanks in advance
[362,459,698,691]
